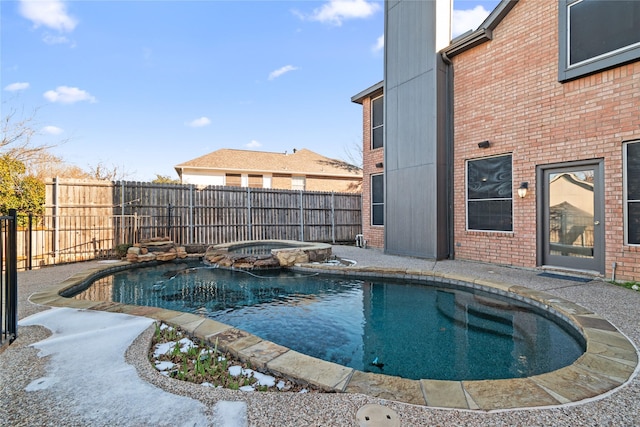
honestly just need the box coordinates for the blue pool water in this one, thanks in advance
[73,262,585,381]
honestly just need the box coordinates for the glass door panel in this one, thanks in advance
[542,163,603,273]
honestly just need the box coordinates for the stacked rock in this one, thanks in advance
[125,237,188,263]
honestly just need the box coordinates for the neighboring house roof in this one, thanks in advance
[174,148,362,178]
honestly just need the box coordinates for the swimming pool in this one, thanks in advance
[71,261,585,381]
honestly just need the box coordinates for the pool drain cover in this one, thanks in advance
[356,404,400,427]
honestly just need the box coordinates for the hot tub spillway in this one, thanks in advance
[204,250,281,270]
[203,240,332,270]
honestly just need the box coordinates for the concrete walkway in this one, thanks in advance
[2,245,639,426]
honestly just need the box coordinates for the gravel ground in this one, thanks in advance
[1,248,639,426]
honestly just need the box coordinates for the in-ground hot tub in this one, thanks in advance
[203,239,332,269]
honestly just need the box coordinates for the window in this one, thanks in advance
[225,173,241,187]
[625,141,640,245]
[292,176,305,191]
[248,174,262,188]
[467,155,513,232]
[559,0,640,81]
[372,95,384,149]
[371,174,384,226]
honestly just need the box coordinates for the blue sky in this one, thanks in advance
[2,0,500,181]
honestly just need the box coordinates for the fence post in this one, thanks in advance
[247,187,252,241]
[134,212,138,244]
[189,185,194,244]
[28,213,33,270]
[53,177,59,258]
[331,192,336,244]
[120,180,125,245]
[7,209,18,343]
[167,203,172,239]
[299,190,304,241]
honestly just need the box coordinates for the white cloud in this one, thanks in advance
[4,82,30,92]
[307,0,380,26]
[43,86,96,104]
[19,0,78,32]
[43,33,74,46]
[372,34,384,53]
[42,125,64,135]
[246,140,262,148]
[268,65,299,81]
[186,117,211,128]
[452,6,491,38]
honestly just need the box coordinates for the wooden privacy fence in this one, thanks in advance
[114,181,362,244]
[14,179,362,270]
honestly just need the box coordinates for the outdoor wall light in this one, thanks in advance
[478,140,491,149]
[375,162,384,168]
[518,182,529,198]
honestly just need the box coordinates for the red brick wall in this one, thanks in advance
[451,1,640,280]
[361,96,385,248]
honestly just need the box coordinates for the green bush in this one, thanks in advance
[115,243,132,257]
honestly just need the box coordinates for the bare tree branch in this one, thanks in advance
[342,136,363,169]
[1,105,58,164]
[88,161,132,181]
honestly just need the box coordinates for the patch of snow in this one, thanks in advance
[251,371,276,387]
[25,376,57,391]
[19,307,211,426]
[178,337,196,352]
[154,361,176,371]
[239,385,255,392]
[153,341,177,358]
[276,380,286,390]
[213,401,247,427]
[228,365,243,377]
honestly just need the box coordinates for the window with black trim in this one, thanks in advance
[372,95,384,149]
[625,141,640,245]
[559,0,640,81]
[467,155,513,232]
[371,173,384,226]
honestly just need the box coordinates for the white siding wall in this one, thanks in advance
[181,170,225,186]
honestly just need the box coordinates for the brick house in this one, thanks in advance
[352,81,384,248]
[353,0,640,281]
[174,148,362,193]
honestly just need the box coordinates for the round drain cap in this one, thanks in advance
[356,404,400,427]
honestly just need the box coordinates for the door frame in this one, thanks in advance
[536,159,605,274]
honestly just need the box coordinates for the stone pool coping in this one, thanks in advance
[28,260,639,411]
